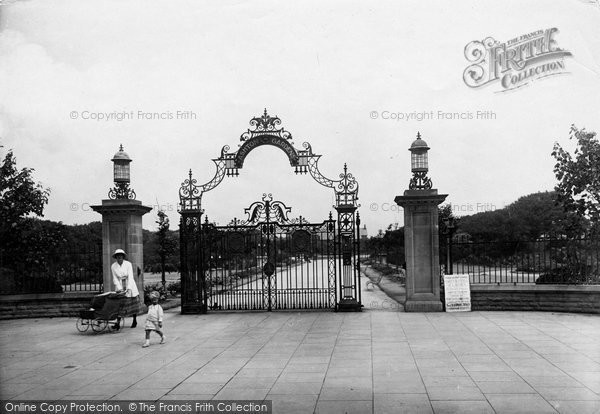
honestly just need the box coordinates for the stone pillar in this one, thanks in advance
[91,200,152,293]
[395,189,447,312]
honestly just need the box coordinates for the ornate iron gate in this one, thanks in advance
[179,110,361,313]
[195,194,336,310]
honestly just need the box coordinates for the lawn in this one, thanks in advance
[143,272,180,286]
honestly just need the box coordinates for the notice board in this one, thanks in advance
[443,274,471,312]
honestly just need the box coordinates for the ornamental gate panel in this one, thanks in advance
[198,194,336,311]
[179,110,361,313]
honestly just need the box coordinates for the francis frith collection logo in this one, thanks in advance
[463,28,573,92]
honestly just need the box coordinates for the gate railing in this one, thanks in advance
[200,217,337,311]
[179,202,343,312]
[0,244,103,294]
[440,235,600,285]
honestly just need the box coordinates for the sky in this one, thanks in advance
[1,0,599,234]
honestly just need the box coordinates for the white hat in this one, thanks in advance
[112,249,127,258]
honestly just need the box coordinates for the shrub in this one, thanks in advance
[166,281,181,296]
[143,282,168,304]
[537,264,599,285]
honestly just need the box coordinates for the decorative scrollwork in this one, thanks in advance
[179,169,200,199]
[307,156,335,188]
[178,169,202,211]
[179,110,360,213]
[287,215,309,226]
[241,193,293,225]
[308,158,359,208]
[203,160,228,191]
[108,182,136,200]
[409,171,433,190]
[179,160,229,211]
[240,108,292,141]
[335,163,358,207]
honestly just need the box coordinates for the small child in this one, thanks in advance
[142,291,165,347]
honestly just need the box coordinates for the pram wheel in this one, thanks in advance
[91,319,108,332]
[76,318,89,332]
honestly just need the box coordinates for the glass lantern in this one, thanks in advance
[409,132,429,173]
[111,144,132,183]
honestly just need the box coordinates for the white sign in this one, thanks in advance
[444,274,471,312]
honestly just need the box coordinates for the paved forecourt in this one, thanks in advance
[1,285,599,414]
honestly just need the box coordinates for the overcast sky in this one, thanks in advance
[1,0,599,233]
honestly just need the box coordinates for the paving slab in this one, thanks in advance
[1,280,600,414]
[374,393,432,414]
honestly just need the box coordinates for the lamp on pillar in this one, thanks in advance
[108,145,136,200]
[394,132,447,312]
[409,132,432,190]
[92,145,151,295]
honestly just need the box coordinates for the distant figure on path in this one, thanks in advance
[111,248,141,330]
[143,291,165,347]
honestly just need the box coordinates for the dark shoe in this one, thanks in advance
[111,324,120,331]
[130,320,137,328]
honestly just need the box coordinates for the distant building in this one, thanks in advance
[359,224,368,239]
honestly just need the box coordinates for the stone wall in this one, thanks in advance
[3,284,598,318]
[0,292,97,319]
[470,284,600,314]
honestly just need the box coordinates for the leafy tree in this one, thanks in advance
[381,224,404,266]
[505,192,579,239]
[457,209,509,241]
[457,192,577,241]
[143,229,158,269]
[552,125,600,236]
[438,203,459,236]
[365,205,458,266]
[438,203,459,270]
[67,221,102,246]
[156,210,178,287]
[0,147,51,249]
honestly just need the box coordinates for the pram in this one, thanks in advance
[76,291,127,333]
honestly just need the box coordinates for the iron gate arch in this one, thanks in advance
[178,110,361,312]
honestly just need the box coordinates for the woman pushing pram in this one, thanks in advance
[111,248,143,330]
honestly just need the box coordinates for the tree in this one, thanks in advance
[456,192,577,241]
[0,147,51,248]
[438,203,459,236]
[505,192,577,239]
[156,210,177,288]
[552,125,600,235]
[381,224,404,266]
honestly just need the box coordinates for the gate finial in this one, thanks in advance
[241,109,292,141]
